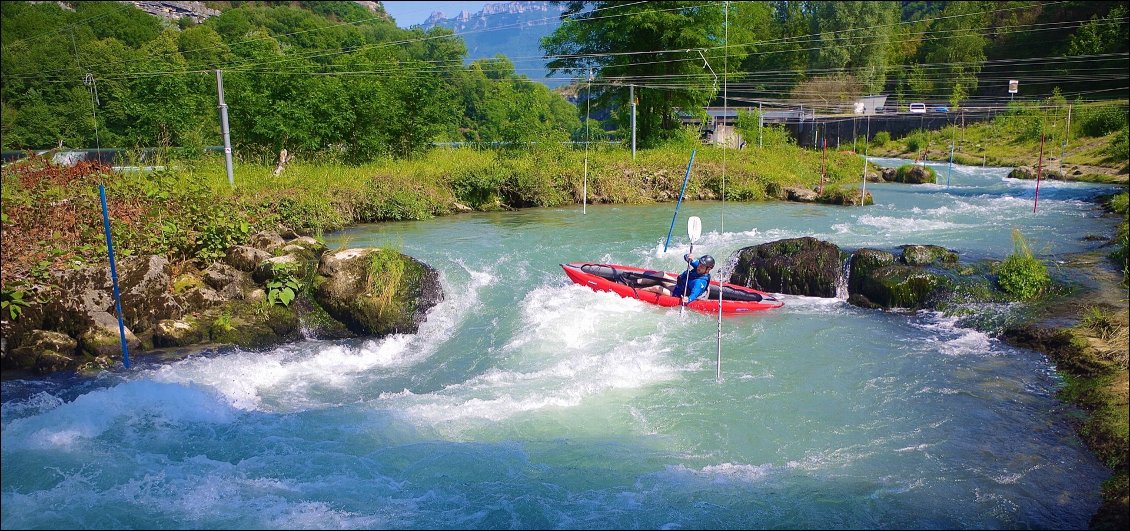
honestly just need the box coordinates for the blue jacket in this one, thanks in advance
[673,257,710,304]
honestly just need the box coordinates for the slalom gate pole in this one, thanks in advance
[663,149,697,252]
[99,184,131,369]
[1033,132,1045,213]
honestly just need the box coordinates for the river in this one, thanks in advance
[1,158,1121,529]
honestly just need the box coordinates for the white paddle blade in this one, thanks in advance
[688,216,702,243]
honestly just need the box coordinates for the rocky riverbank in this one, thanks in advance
[0,230,443,375]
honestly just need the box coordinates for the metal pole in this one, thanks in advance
[948,122,955,187]
[584,68,592,214]
[216,69,234,187]
[99,185,130,369]
[758,102,763,148]
[1062,104,1071,178]
[860,116,870,205]
[630,85,637,160]
[1033,132,1045,212]
[717,2,728,384]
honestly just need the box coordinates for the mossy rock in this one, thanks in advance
[893,164,936,184]
[848,248,896,295]
[207,303,301,349]
[315,248,443,336]
[852,264,949,310]
[817,187,873,206]
[731,237,845,297]
[900,244,959,266]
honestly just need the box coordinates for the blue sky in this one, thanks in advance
[381,1,493,27]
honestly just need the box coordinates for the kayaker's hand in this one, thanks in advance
[681,296,689,305]
[683,253,692,263]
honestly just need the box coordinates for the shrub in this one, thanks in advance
[451,163,507,209]
[1105,125,1128,162]
[997,228,1050,300]
[871,131,890,147]
[905,130,928,152]
[1109,192,1128,286]
[1076,103,1129,138]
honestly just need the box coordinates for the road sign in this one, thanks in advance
[1008,80,1019,94]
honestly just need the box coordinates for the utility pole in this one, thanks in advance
[216,69,234,187]
[758,102,763,148]
[630,84,637,160]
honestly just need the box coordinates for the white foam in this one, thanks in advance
[1,380,235,449]
[142,263,500,414]
[911,312,996,357]
[857,214,968,231]
[373,280,685,436]
[393,332,679,431]
[661,462,776,483]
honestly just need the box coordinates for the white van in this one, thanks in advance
[909,103,927,113]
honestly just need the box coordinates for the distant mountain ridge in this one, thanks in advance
[418,1,567,87]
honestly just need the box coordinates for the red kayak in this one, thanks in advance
[561,262,784,315]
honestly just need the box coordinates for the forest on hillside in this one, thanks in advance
[1,1,1126,158]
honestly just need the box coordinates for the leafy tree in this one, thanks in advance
[918,1,988,105]
[389,26,465,158]
[906,63,933,100]
[333,48,404,161]
[460,56,580,147]
[178,24,231,68]
[1066,4,1128,55]
[543,1,724,147]
[807,1,900,94]
[71,1,162,48]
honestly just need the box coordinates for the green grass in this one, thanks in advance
[872,100,1129,179]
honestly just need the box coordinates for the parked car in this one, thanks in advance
[908,103,927,113]
[932,105,949,113]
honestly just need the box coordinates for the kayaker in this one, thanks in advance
[641,254,715,305]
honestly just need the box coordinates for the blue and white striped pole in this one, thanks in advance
[98,184,130,369]
[663,150,697,252]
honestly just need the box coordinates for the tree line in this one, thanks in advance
[1,1,579,161]
[545,1,1127,147]
[1,1,1126,157]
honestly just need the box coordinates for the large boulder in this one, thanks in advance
[249,230,286,252]
[729,237,845,297]
[314,248,443,336]
[253,255,304,284]
[206,304,301,349]
[79,310,142,358]
[900,244,958,266]
[224,245,271,272]
[9,329,78,373]
[817,187,873,206]
[115,255,179,333]
[784,187,817,202]
[153,317,209,348]
[1008,165,1064,180]
[847,248,950,310]
[891,165,935,184]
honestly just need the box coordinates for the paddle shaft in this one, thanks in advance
[663,150,697,252]
[681,216,702,314]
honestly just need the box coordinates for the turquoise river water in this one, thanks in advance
[1,157,1123,529]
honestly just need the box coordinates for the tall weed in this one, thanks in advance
[997,228,1050,300]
